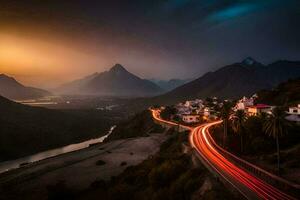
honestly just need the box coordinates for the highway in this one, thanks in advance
[151,109,298,200]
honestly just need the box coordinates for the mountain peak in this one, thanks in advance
[58,63,162,96]
[109,64,128,73]
[241,57,258,66]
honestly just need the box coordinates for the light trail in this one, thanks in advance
[151,109,298,200]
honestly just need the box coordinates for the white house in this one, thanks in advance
[203,107,211,117]
[185,99,203,106]
[175,104,191,116]
[246,104,272,116]
[286,104,300,124]
[288,104,300,115]
[184,101,193,107]
[235,96,254,110]
[182,114,200,123]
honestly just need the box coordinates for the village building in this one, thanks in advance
[288,104,300,115]
[184,100,193,107]
[246,104,272,116]
[286,104,300,124]
[182,114,200,123]
[175,104,191,116]
[235,96,254,110]
[185,99,203,108]
[203,107,211,117]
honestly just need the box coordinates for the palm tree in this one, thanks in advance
[220,102,232,148]
[258,112,268,123]
[263,107,288,172]
[232,110,247,153]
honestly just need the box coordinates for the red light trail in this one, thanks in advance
[151,109,298,199]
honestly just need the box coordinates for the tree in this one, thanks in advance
[258,112,268,123]
[263,107,288,172]
[220,102,232,148]
[232,110,247,153]
[160,106,177,120]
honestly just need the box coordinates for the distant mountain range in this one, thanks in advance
[149,78,191,92]
[0,74,50,100]
[57,64,163,97]
[152,58,300,104]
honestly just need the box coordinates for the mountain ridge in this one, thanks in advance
[56,64,163,97]
[0,74,51,100]
[151,58,300,104]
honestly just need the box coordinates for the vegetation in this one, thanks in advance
[232,110,247,152]
[256,78,300,106]
[0,96,116,161]
[105,110,164,142]
[220,102,232,147]
[160,106,177,121]
[212,113,300,176]
[47,180,77,200]
[96,160,106,166]
[263,107,289,172]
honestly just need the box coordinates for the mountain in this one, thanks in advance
[0,74,51,100]
[0,95,113,161]
[153,58,300,104]
[57,64,163,97]
[149,78,191,91]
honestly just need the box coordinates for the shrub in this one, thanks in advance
[96,160,106,166]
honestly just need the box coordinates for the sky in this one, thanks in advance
[0,0,299,88]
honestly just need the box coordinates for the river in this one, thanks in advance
[0,125,116,174]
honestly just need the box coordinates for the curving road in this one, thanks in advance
[151,109,298,200]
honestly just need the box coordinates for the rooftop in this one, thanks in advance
[247,104,271,109]
[182,114,200,116]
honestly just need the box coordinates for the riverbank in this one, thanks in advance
[0,133,168,200]
[0,126,116,174]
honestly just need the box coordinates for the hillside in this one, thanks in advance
[256,78,300,106]
[0,96,114,161]
[105,110,164,142]
[57,64,163,97]
[153,58,300,104]
[0,74,51,100]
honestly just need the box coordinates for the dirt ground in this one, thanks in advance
[0,133,168,200]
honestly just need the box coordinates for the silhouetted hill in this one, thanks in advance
[256,78,300,106]
[154,58,300,104]
[105,110,164,142]
[57,64,163,97]
[0,74,51,100]
[0,96,114,161]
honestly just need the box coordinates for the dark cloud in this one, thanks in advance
[0,0,299,82]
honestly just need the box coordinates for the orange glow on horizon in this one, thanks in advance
[0,33,110,88]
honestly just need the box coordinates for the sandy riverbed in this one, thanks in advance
[0,133,168,200]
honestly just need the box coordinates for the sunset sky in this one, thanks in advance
[0,0,299,88]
